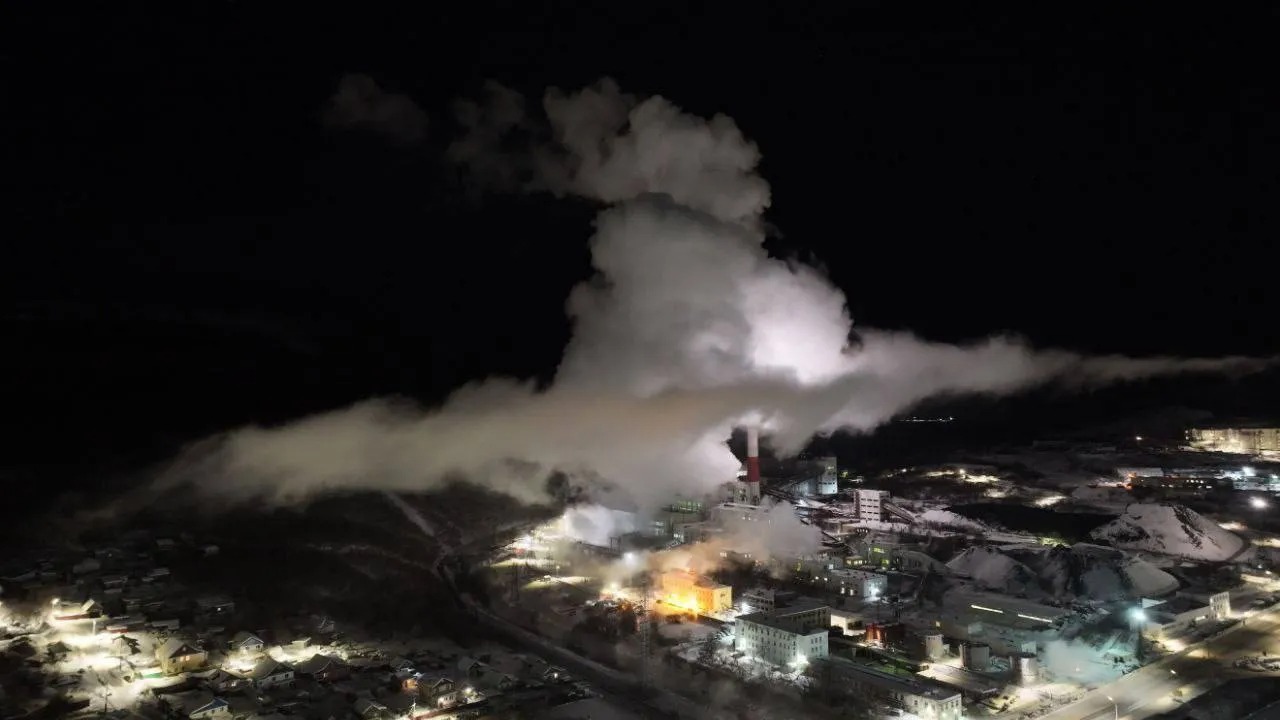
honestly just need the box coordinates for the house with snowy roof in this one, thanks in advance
[156,637,207,675]
[228,631,265,655]
[167,692,230,720]
[244,658,294,689]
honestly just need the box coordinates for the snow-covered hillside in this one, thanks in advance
[945,543,1178,601]
[1089,503,1244,561]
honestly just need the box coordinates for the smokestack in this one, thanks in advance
[746,426,761,486]
[739,426,761,504]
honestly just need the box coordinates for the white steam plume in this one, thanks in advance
[159,77,1270,509]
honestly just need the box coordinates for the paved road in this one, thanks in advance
[1041,607,1280,720]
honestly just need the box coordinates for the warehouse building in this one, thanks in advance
[819,657,962,720]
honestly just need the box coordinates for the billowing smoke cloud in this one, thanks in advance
[160,77,1270,509]
[323,73,427,145]
[1040,638,1130,685]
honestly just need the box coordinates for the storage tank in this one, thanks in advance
[961,642,990,671]
[1016,654,1038,684]
[922,633,945,661]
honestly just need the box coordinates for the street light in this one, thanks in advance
[1252,497,1269,510]
[1106,695,1118,720]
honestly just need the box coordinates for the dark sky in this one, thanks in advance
[6,4,1280,470]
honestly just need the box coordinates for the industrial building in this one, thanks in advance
[1138,592,1231,640]
[854,489,888,522]
[734,601,831,666]
[659,570,732,614]
[932,592,1070,655]
[819,657,963,720]
[1188,426,1280,454]
[796,558,887,599]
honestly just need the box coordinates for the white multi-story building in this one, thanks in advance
[854,489,887,522]
[735,602,831,667]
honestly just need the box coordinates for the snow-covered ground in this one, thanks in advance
[1091,503,1245,561]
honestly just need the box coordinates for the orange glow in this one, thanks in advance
[665,593,702,613]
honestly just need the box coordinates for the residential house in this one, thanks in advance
[418,677,458,708]
[228,631,265,655]
[353,698,389,720]
[245,658,295,689]
[475,669,518,695]
[169,692,230,720]
[294,654,348,683]
[455,657,485,678]
[200,669,249,693]
[156,638,208,675]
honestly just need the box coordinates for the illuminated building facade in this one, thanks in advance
[735,601,830,667]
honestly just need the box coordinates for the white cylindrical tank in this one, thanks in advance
[923,633,945,661]
[1016,654,1038,684]
[961,642,990,671]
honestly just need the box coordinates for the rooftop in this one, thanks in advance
[738,600,829,634]
[825,657,960,702]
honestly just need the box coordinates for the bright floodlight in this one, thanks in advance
[1129,608,1146,623]
[623,552,636,566]
[1245,466,1258,477]
[1135,436,1143,442]
[1252,497,1269,509]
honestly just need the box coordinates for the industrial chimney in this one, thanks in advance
[741,426,762,505]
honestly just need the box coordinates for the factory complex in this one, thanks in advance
[486,426,1280,719]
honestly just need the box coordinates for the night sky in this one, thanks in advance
[6,5,1280,478]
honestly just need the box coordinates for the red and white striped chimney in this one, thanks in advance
[745,426,761,487]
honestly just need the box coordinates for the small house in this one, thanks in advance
[245,658,295,689]
[352,698,388,720]
[169,692,230,720]
[228,631,265,655]
[157,638,208,675]
[294,654,348,683]
[419,677,458,708]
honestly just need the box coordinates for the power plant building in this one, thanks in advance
[734,601,831,666]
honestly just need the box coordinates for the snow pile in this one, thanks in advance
[946,543,1177,601]
[919,509,990,533]
[1090,503,1244,561]
[946,546,1039,596]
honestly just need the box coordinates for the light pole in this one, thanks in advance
[1106,695,1118,720]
